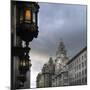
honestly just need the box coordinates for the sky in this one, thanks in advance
[29,2,87,88]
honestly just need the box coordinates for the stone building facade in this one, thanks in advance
[36,41,87,88]
[67,47,87,85]
[36,57,55,88]
[52,41,69,87]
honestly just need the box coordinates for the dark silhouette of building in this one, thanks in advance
[11,2,30,89]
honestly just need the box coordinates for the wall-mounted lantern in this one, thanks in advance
[16,1,39,42]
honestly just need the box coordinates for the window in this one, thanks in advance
[84,53,87,58]
[79,72,81,77]
[75,80,77,85]
[78,79,81,84]
[82,56,83,60]
[77,59,78,63]
[75,67,76,72]
[75,74,77,79]
[77,80,79,84]
[77,73,79,79]
[82,70,84,76]
[77,65,79,70]
[85,77,87,83]
[85,68,87,75]
[74,61,76,66]
[79,57,80,63]
[82,78,84,83]
[79,64,81,69]
[85,60,87,66]
[82,62,84,68]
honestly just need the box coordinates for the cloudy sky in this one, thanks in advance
[29,2,87,88]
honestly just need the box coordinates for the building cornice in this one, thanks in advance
[67,46,87,64]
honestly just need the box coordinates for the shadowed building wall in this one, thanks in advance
[11,1,30,89]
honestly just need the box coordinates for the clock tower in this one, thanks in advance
[55,40,68,74]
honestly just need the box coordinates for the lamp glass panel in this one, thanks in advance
[25,10,31,21]
[23,60,26,66]
[18,10,23,23]
[33,13,35,23]
[20,16,23,23]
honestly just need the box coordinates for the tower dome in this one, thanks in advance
[56,40,67,58]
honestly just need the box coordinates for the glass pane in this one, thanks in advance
[33,13,35,23]
[25,10,31,21]
[20,16,23,23]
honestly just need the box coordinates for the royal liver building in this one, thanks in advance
[52,41,69,87]
[36,41,87,88]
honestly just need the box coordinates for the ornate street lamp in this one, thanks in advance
[16,1,39,42]
[14,1,39,88]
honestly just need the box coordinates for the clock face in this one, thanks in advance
[57,59,61,64]
[61,54,64,58]
[55,58,62,70]
[58,58,62,64]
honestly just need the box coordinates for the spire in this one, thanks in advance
[36,72,42,81]
[56,40,67,57]
[48,57,53,64]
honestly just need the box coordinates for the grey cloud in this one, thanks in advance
[30,3,87,88]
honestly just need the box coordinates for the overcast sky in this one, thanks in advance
[29,2,87,88]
